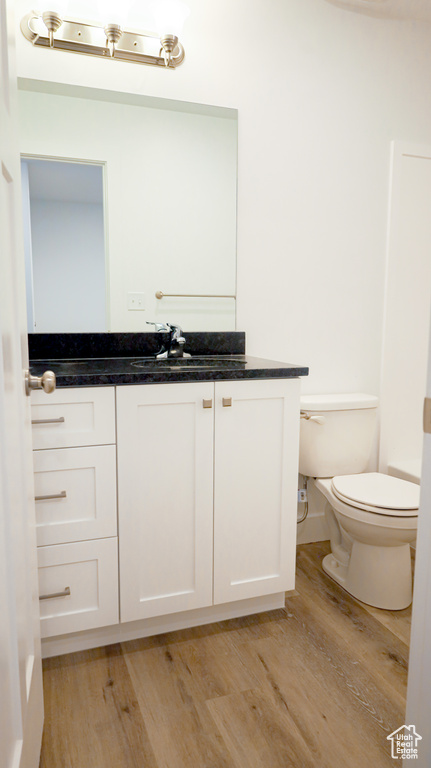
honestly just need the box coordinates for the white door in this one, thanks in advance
[117,382,214,622]
[0,2,44,767]
[406,314,431,766]
[379,141,431,476]
[213,378,300,604]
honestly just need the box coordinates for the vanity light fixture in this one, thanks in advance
[21,0,190,69]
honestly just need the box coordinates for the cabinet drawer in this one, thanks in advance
[34,446,117,546]
[38,538,119,638]
[31,387,115,450]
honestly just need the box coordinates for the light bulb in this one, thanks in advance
[96,0,132,29]
[150,0,190,38]
[38,0,68,14]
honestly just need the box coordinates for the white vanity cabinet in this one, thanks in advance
[31,387,119,639]
[30,376,301,650]
[117,378,300,623]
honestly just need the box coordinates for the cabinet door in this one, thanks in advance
[117,383,214,622]
[214,378,300,604]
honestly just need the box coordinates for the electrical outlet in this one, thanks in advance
[127,292,145,311]
[297,488,308,503]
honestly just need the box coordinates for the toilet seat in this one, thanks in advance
[316,477,418,529]
[331,472,419,517]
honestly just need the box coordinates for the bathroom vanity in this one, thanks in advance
[29,333,308,657]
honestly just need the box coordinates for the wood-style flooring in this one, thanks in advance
[40,542,412,768]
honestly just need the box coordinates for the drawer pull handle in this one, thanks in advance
[35,490,67,502]
[39,586,71,601]
[222,397,232,407]
[202,399,213,409]
[31,416,65,425]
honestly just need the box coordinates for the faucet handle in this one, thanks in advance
[146,321,169,333]
[166,323,184,341]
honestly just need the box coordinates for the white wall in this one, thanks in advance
[18,90,237,332]
[13,0,431,393]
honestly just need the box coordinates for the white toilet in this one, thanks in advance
[299,393,419,610]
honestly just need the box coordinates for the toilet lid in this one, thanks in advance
[331,473,420,516]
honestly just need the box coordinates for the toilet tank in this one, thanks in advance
[299,393,378,478]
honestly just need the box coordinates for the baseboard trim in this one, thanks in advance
[41,592,286,658]
[297,512,328,545]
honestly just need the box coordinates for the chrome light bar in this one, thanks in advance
[20,11,185,68]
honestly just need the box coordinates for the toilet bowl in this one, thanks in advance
[299,394,419,610]
[316,474,418,610]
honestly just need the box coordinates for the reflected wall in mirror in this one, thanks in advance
[22,158,106,333]
[18,82,238,333]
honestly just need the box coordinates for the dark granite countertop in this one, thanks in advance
[29,355,309,388]
[28,332,309,388]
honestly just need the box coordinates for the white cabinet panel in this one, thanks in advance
[117,383,214,622]
[31,386,115,449]
[38,538,119,638]
[34,445,117,546]
[213,378,300,604]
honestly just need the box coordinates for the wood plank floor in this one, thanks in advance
[40,542,413,768]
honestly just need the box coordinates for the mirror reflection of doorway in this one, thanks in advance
[21,158,107,333]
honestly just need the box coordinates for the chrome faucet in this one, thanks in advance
[146,322,190,358]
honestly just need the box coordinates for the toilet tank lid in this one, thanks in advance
[300,393,379,411]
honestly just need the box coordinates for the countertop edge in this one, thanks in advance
[49,367,310,388]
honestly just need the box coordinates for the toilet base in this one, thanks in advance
[322,553,348,589]
[322,541,413,610]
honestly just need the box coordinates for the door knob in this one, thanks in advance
[25,370,56,396]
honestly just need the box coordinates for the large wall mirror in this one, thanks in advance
[18,80,238,333]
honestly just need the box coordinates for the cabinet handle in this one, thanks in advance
[222,397,232,407]
[31,416,65,425]
[39,586,71,601]
[202,399,213,409]
[35,490,67,501]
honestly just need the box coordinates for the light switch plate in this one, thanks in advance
[127,292,145,311]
